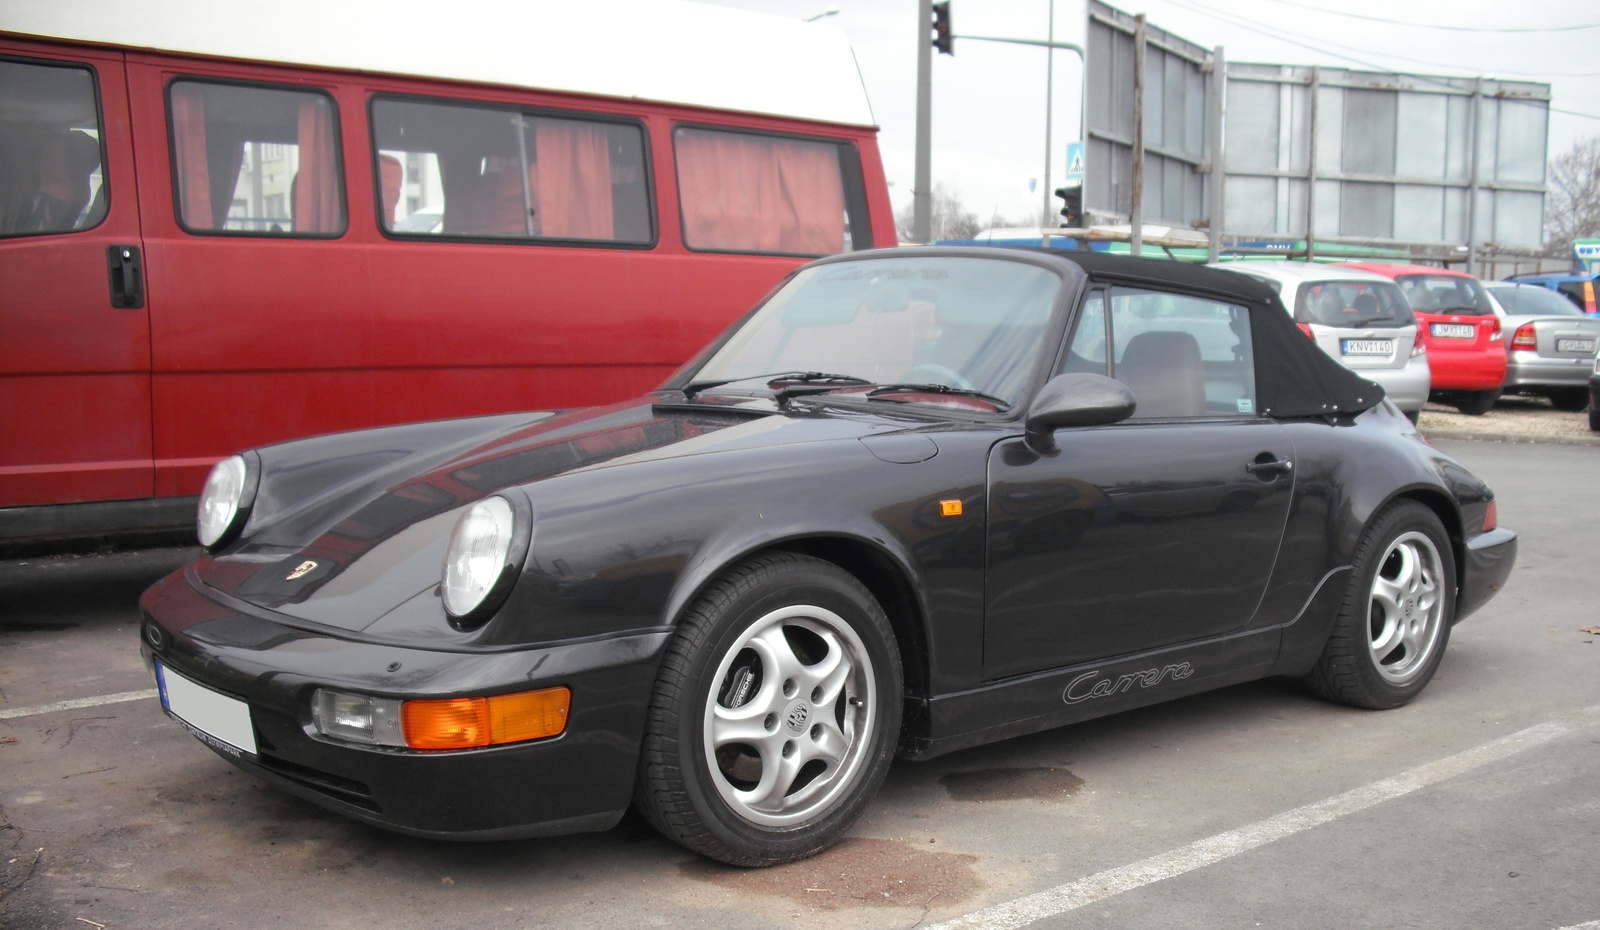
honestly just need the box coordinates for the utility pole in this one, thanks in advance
[1130,13,1145,257]
[913,0,934,243]
[1041,0,1055,227]
[1206,45,1226,263]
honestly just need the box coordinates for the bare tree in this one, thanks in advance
[895,181,981,242]
[1545,135,1600,257]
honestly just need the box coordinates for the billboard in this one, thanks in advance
[1222,64,1550,253]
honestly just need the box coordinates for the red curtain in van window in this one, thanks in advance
[293,99,340,233]
[169,85,213,229]
[534,121,613,240]
[677,130,844,255]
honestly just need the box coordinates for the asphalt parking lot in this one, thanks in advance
[2,437,1597,930]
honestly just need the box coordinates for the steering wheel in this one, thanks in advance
[898,363,976,391]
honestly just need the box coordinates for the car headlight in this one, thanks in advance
[197,454,257,550]
[441,493,532,625]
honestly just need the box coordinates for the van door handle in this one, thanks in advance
[1245,455,1293,479]
[107,245,144,309]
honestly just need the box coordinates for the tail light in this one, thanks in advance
[1296,323,1315,339]
[1487,318,1502,342]
[1511,323,1537,350]
[1585,280,1596,314]
[1483,500,1497,532]
[1411,328,1426,357]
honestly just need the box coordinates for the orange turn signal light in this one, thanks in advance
[940,499,963,517]
[1483,500,1497,533]
[401,687,570,750]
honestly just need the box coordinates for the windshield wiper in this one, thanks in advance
[681,371,869,401]
[863,383,1011,410]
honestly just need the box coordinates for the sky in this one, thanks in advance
[703,0,1600,230]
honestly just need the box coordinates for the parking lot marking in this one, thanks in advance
[0,689,158,721]
[1552,922,1600,930]
[927,709,1599,930]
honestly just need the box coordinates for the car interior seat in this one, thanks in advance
[1115,330,1206,418]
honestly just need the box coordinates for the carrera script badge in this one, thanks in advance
[1063,662,1194,704]
[285,560,318,581]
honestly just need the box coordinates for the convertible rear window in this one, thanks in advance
[1394,274,1493,316]
[1294,280,1413,328]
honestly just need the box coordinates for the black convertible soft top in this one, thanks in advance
[1048,251,1386,419]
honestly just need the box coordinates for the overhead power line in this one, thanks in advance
[1255,0,1600,33]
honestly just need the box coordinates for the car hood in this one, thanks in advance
[191,395,945,634]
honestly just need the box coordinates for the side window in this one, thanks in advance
[0,58,107,237]
[1059,290,1108,375]
[1106,288,1256,419]
[167,80,345,236]
[371,97,651,244]
[674,126,871,256]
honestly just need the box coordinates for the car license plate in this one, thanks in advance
[1556,338,1596,354]
[1341,339,1393,356]
[155,660,257,756]
[1431,323,1475,339]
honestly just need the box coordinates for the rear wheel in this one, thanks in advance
[1548,387,1588,412]
[635,552,901,866]
[1589,401,1600,431]
[1454,389,1501,416]
[1306,501,1455,709]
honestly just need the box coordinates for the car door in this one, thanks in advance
[983,286,1294,680]
[0,44,151,507]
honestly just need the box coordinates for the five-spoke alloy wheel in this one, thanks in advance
[1308,500,1457,709]
[636,552,901,866]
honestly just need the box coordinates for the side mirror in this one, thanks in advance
[1024,373,1136,453]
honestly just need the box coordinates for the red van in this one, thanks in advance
[0,1,895,551]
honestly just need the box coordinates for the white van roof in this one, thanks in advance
[1,0,877,129]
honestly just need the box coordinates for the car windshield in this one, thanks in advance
[1295,280,1413,328]
[1394,274,1494,316]
[1487,284,1587,317]
[692,256,1062,409]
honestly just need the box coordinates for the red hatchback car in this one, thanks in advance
[1344,264,1507,414]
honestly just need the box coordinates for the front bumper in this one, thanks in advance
[1504,351,1595,389]
[139,567,670,840]
[1455,526,1517,624]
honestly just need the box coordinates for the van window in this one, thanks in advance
[167,80,345,236]
[674,127,867,256]
[0,58,107,237]
[371,97,652,244]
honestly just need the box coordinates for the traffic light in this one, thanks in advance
[1055,186,1083,228]
[932,1,953,55]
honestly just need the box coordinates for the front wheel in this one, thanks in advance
[1306,500,1456,709]
[635,552,902,866]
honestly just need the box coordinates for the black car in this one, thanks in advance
[140,248,1517,866]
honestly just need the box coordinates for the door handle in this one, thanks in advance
[107,244,144,309]
[1245,455,1293,479]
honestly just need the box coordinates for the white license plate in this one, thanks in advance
[1432,323,1475,339]
[155,660,257,756]
[1342,339,1393,356]
[1556,338,1596,354]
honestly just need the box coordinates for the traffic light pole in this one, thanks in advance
[913,0,933,243]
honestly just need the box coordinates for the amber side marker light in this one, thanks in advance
[1483,500,1498,533]
[940,499,963,517]
[402,687,570,750]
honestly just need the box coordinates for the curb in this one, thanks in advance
[1421,428,1600,447]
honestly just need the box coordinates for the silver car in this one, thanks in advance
[1484,282,1600,411]
[1213,262,1430,419]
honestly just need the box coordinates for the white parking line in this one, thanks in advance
[0,689,159,721]
[927,708,1600,930]
[1553,922,1600,930]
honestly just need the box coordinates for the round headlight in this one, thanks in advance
[198,455,249,548]
[442,495,528,622]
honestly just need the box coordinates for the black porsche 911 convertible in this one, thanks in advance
[139,248,1517,866]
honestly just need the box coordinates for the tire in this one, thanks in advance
[1590,402,1600,432]
[634,552,902,866]
[1305,501,1456,710]
[1548,387,1588,412]
[1454,388,1501,416]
